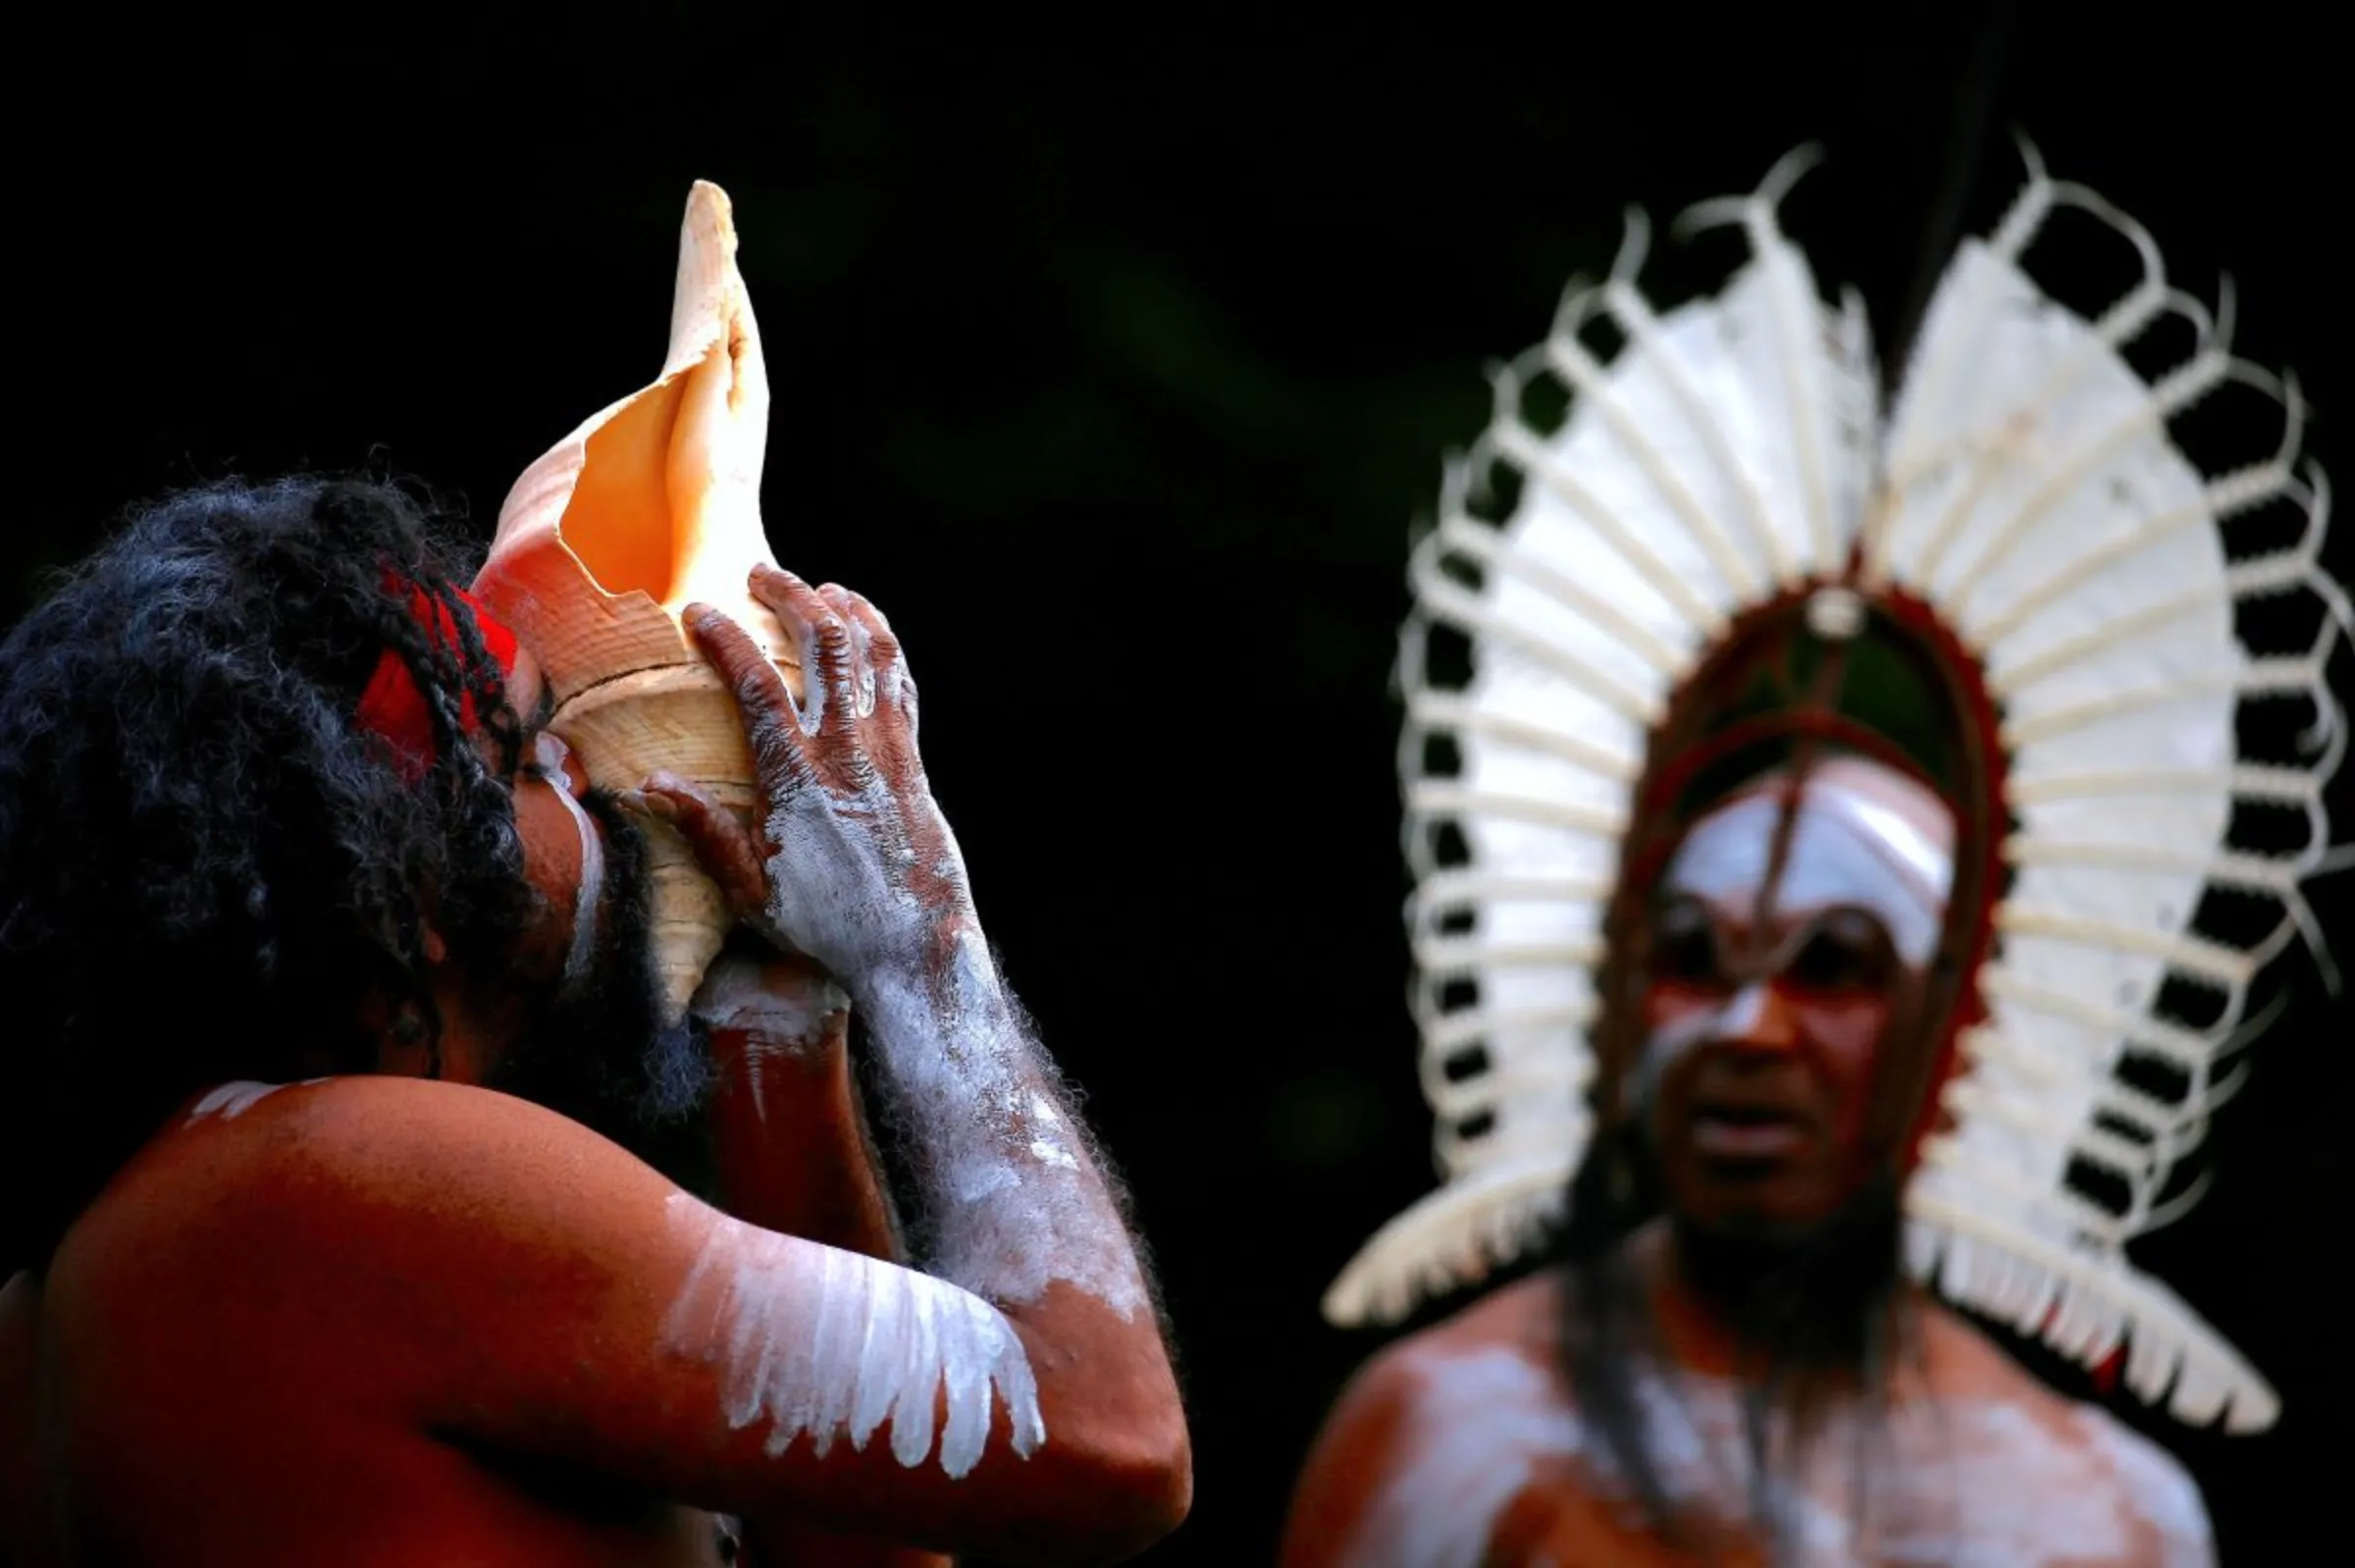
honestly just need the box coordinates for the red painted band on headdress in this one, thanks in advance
[353,572,520,782]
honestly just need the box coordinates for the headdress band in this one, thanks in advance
[353,571,521,782]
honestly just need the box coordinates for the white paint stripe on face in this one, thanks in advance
[1667,781,1953,966]
[1633,984,1769,1107]
[535,733,604,988]
[660,1194,1045,1480]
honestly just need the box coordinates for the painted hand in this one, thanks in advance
[649,565,979,990]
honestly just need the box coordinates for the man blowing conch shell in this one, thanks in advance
[0,184,1190,1566]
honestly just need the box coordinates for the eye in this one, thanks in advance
[1651,899,1726,987]
[1784,908,1893,992]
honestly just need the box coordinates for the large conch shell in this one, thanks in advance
[473,181,798,1022]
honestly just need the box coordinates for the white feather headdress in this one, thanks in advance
[1324,142,2347,1436]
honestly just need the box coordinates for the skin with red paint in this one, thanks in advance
[1282,761,2210,1567]
[1,569,1188,1565]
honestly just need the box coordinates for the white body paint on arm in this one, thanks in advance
[853,932,1150,1322]
[707,579,1157,1340]
[660,1193,1045,1480]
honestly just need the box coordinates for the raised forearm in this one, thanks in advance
[853,932,1149,1326]
[700,957,949,1567]
[669,577,1190,1553]
[850,934,1190,1542]
[699,954,905,1261]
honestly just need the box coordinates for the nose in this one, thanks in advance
[1715,981,1801,1054]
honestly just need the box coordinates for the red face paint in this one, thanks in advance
[353,573,521,782]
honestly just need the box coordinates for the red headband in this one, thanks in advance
[353,574,521,783]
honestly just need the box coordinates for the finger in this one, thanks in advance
[751,567,858,739]
[682,603,812,792]
[627,772,770,919]
[832,588,909,714]
[818,584,877,719]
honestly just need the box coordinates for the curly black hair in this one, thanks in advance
[0,475,538,1273]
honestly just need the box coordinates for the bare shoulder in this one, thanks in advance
[2060,1401,2215,1567]
[1323,1271,1568,1453]
[1917,1303,2215,1567]
[1284,1273,1576,1568]
[51,1074,680,1347]
[82,1073,656,1212]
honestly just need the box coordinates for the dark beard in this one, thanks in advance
[486,790,717,1197]
[1550,1121,1905,1556]
[1669,1169,1905,1377]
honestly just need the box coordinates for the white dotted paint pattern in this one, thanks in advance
[1349,1345,2214,1567]
[661,1194,1045,1480]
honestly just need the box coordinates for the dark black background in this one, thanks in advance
[15,5,2347,1560]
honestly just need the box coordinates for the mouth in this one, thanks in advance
[1686,1103,1812,1161]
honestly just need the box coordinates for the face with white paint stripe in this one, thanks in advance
[486,649,605,993]
[398,650,708,1162]
[1639,756,1957,1233]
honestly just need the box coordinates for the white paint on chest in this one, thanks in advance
[659,1194,1046,1480]
[1338,1346,1581,1568]
[1618,1369,2212,1566]
[1355,1345,2213,1567]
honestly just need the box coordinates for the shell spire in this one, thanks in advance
[474,181,800,1022]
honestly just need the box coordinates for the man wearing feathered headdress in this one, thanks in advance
[1284,145,2344,1566]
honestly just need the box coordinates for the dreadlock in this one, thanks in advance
[0,475,537,1274]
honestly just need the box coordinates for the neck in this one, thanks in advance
[1645,1188,1907,1391]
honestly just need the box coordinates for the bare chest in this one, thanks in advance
[1350,1348,2205,1568]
